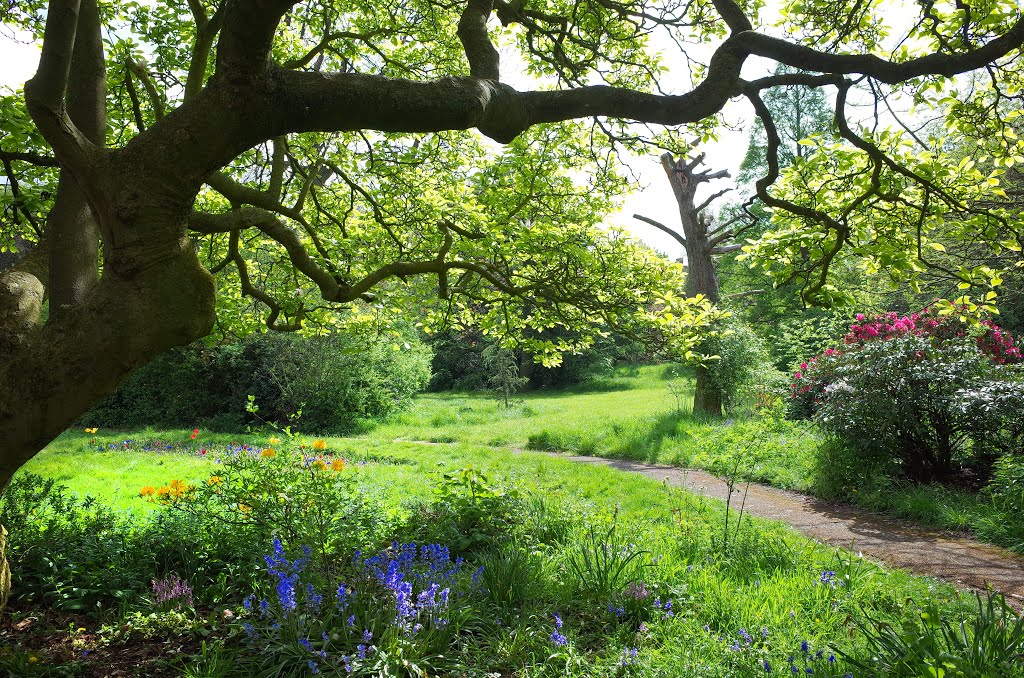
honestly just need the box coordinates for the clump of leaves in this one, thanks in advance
[839,592,1024,678]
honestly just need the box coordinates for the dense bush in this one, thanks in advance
[765,311,852,372]
[84,329,432,433]
[791,309,1023,482]
[145,441,395,579]
[701,320,786,412]
[427,328,642,391]
[0,473,264,611]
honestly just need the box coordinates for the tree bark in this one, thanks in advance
[658,153,730,417]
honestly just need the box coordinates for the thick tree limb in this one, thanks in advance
[48,0,106,316]
[184,1,224,99]
[23,0,102,179]
[712,0,753,33]
[458,0,500,80]
[216,0,298,78]
[735,17,1024,83]
[206,172,306,224]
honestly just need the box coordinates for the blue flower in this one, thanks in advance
[763,659,772,673]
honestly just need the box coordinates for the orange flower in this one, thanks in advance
[208,475,222,486]
[313,459,328,471]
[330,458,345,472]
[139,486,156,497]
[261,448,276,458]
[312,439,327,451]
[238,503,250,513]
[167,478,190,499]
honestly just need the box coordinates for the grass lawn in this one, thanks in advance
[26,363,1022,550]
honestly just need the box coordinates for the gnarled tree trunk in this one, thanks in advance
[637,153,744,417]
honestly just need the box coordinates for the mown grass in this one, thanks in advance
[33,363,1021,551]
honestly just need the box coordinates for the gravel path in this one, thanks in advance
[564,454,1024,604]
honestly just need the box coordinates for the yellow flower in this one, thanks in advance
[313,459,328,471]
[312,439,327,451]
[261,448,276,458]
[156,486,171,497]
[84,427,98,434]
[330,458,345,472]
[208,475,222,486]
[27,655,38,664]
[269,437,282,445]
[139,486,156,497]
[238,503,250,513]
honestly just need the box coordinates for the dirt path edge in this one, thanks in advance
[563,454,1024,604]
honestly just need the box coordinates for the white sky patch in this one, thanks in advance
[0,30,40,92]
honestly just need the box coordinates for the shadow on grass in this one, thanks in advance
[526,410,699,460]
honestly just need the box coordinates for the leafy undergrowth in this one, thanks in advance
[9,430,1023,676]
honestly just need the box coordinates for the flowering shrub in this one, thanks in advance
[790,309,1023,482]
[239,538,478,676]
[150,574,193,612]
[144,442,393,577]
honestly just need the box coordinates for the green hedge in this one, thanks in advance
[83,330,432,433]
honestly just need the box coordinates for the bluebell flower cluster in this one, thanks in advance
[550,613,568,646]
[777,641,841,676]
[264,538,311,612]
[618,646,639,666]
[358,541,463,631]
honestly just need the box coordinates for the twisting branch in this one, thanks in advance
[125,57,166,119]
[0,150,59,168]
[458,0,500,80]
[1,158,42,235]
[206,171,307,225]
[735,17,1024,83]
[223,229,304,331]
[184,0,225,99]
[742,83,848,299]
[633,213,687,248]
[23,0,102,179]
